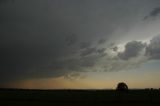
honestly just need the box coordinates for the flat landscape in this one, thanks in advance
[0,89,160,106]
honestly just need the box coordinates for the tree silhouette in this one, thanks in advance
[116,82,128,91]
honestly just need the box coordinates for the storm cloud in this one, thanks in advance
[146,35,160,59]
[118,41,146,60]
[0,0,14,4]
[1,0,160,84]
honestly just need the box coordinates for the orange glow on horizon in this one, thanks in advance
[2,75,160,89]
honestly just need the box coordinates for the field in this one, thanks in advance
[0,89,160,106]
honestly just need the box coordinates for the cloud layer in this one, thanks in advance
[1,0,160,83]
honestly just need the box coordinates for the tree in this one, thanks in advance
[116,82,128,91]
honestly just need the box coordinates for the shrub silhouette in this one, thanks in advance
[116,82,128,91]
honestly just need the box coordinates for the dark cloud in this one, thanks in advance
[118,41,146,60]
[144,7,160,20]
[65,34,78,46]
[0,0,12,3]
[109,43,115,47]
[79,47,107,68]
[112,46,118,52]
[0,43,68,83]
[62,47,107,70]
[0,0,15,4]
[0,0,7,3]
[146,35,160,59]
[80,47,106,57]
[80,48,97,57]
[80,56,98,68]
[97,48,106,54]
[0,0,159,84]
[79,42,91,49]
[49,48,106,73]
[98,38,106,45]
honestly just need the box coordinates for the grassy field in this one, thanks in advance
[0,88,160,106]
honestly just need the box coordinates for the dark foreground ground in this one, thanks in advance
[0,89,160,106]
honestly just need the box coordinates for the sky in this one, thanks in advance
[1,0,160,89]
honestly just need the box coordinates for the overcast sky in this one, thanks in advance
[1,0,160,89]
